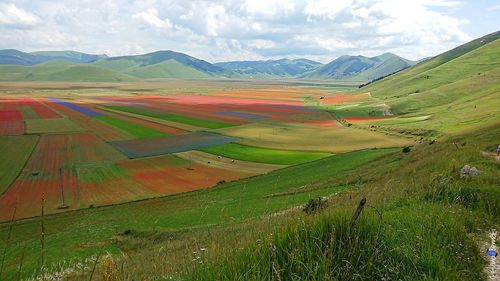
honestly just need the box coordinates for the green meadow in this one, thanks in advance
[199,143,331,165]
[95,115,168,139]
[105,105,234,129]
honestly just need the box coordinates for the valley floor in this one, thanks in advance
[0,76,498,280]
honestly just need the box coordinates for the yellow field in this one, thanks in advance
[214,123,414,152]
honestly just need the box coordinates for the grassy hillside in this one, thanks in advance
[95,50,225,74]
[0,50,226,81]
[31,51,105,63]
[362,33,500,133]
[125,59,212,79]
[0,49,104,65]
[364,31,500,98]
[0,60,137,82]
[351,55,412,81]
[215,59,322,77]
[304,53,414,81]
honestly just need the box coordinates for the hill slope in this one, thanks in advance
[94,50,227,78]
[0,49,105,65]
[304,53,414,81]
[125,59,212,79]
[0,60,136,82]
[214,59,322,77]
[362,30,500,133]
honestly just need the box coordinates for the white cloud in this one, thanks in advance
[132,8,172,29]
[0,3,39,28]
[304,0,353,20]
[244,0,296,17]
[0,0,479,62]
[488,4,500,11]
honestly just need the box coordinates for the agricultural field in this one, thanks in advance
[199,143,331,165]
[0,135,38,194]
[0,82,417,222]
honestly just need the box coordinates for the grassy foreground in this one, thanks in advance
[183,124,499,281]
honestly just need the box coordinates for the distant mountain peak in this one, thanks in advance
[303,52,415,81]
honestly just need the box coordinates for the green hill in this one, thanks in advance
[304,53,415,81]
[363,31,500,133]
[124,59,212,79]
[0,49,104,65]
[31,50,106,63]
[0,49,415,81]
[0,60,136,82]
[94,50,226,75]
[214,58,322,77]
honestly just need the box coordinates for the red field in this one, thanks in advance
[0,110,23,121]
[120,155,254,194]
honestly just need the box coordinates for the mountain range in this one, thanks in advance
[0,48,415,82]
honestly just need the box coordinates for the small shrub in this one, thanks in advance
[303,197,328,214]
[99,254,121,281]
[402,146,411,153]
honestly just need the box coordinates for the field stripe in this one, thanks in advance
[175,150,286,174]
[98,106,205,132]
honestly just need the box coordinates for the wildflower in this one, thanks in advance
[269,242,277,252]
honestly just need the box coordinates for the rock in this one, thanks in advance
[460,165,480,178]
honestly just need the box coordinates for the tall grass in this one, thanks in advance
[186,202,486,280]
[0,202,17,279]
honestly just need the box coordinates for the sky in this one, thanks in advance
[0,0,498,63]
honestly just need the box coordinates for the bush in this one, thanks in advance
[99,254,121,281]
[302,197,328,214]
[402,146,411,153]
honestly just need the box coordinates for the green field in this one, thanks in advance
[94,115,168,139]
[105,105,234,129]
[327,105,385,118]
[77,163,129,183]
[25,118,85,134]
[0,135,38,194]
[199,143,331,165]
